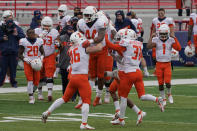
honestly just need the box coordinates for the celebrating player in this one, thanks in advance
[18,28,44,104]
[41,31,103,130]
[147,24,181,106]
[35,16,59,101]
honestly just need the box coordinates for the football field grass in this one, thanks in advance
[0,66,197,131]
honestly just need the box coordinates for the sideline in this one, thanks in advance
[1,78,197,94]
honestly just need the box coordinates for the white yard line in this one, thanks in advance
[0,78,197,94]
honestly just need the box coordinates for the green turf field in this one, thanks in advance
[0,84,197,131]
[0,66,197,131]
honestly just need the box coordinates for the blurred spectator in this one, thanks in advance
[70,16,79,31]
[176,0,191,16]
[0,10,19,26]
[30,10,42,29]
[114,10,136,32]
[60,25,74,36]
[74,7,83,19]
[0,19,25,88]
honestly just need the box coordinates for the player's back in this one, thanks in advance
[69,42,89,75]
[120,39,143,73]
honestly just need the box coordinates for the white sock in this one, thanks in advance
[29,95,33,100]
[106,71,113,77]
[132,105,140,114]
[140,94,157,102]
[167,88,171,95]
[96,89,102,97]
[114,101,120,111]
[89,80,95,89]
[38,87,42,95]
[77,97,82,105]
[143,67,148,73]
[27,81,33,94]
[48,98,65,113]
[119,97,127,119]
[47,83,53,96]
[160,90,166,99]
[81,103,89,123]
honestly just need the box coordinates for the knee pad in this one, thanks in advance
[46,78,54,84]
[159,85,164,91]
[166,83,171,88]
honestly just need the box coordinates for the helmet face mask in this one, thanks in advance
[159,32,169,41]
[83,6,97,23]
[58,4,68,17]
[41,16,53,31]
[70,31,86,46]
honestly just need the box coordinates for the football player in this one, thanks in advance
[105,29,165,126]
[77,6,107,106]
[35,16,60,101]
[42,31,103,130]
[147,24,181,106]
[127,11,150,77]
[187,10,197,56]
[18,28,45,104]
[57,4,71,32]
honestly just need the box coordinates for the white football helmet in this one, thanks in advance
[184,44,195,57]
[41,16,53,31]
[122,29,137,40]
[31,58,42,71]
[83,6,97,23]
[171,48,179,58]
[158,24,170,41]
[70,31,86,46]
[97,10,109,26]
[2,10,13,18]
[58,4,68,16]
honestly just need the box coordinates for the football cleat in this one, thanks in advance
[168,94,174,104]
[136,111,146,126]
[157,97,165,112]
[80,123,95,130]
[29,97,35,104]
[93,97,101,107]
[41,111,50,123]
[38,94,44,100]
[48,96,53,102]
[112,110,120,121]
[75,103,83,109]
[110,118,125,126]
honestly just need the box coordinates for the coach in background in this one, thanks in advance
[115,10,136,32]
[0,17,25,88]
[30,10,42,29]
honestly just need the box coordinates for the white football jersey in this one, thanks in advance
[119,39,143,73]
[58,15,71,29]
[69,41,89,74]
[189,13,197,35]
[152,37,175,62]
[77,18,106,40]
[152,17,175,32]
[19,38,43,61]
[114,52,124,71]
[131,18,142,37]
[35,28,59,56]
